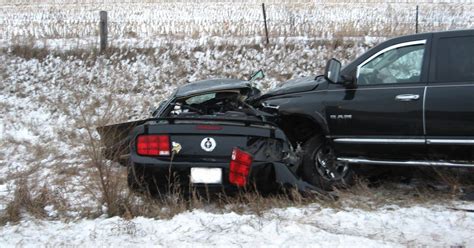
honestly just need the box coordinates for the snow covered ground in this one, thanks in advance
[1,203,474,247]
[1,0,474,247]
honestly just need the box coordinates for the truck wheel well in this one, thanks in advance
[279,115,323,146]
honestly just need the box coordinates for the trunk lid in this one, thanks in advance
[130,118,286,163]
[97,119,146,163]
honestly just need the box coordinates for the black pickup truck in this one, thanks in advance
[259,29,474,189]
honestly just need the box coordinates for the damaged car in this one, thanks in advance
[98,71,323,195]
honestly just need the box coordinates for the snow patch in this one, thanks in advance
[1,204,472,247]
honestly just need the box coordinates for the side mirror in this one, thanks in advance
[324,58,341,84]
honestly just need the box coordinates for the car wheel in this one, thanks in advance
[301,135,355,190]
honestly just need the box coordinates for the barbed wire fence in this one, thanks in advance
[0,2,472,51]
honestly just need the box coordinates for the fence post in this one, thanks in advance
[100,11,108,53]
[415,5,419,34]
[262,3,269,45]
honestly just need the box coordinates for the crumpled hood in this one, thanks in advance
[262,75,324,98]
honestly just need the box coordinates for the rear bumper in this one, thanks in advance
[132,159,318,194]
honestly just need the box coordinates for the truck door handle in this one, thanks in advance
[395,94,420,101]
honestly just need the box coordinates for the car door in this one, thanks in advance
[326,37,431,160]
[425,31,474,162]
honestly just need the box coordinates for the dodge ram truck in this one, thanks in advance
[259,29,474,189]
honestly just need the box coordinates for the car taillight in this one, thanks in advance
[229,148,253,187]
[136,135,170,156]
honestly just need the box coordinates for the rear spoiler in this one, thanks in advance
[146,117,277,127]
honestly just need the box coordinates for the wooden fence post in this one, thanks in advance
[415,5,419,34]
[262,3,269,45]
[100,11,108,53]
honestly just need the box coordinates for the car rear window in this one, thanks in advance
[436,36,474,83]
[185,93,216,105]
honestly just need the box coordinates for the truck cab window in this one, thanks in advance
[436,36,474,83]
[358,44,425,85]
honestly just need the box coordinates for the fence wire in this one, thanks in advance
[0,2,473,46]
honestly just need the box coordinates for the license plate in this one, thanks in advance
[190,168,222,184]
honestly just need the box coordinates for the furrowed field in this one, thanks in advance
[0,1,473,246]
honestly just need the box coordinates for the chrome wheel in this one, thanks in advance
[314,144,350,181]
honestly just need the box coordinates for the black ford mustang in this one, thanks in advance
[98,73,321,195]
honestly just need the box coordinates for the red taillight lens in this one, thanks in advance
[229,148,253,187]
[136,135,170,156]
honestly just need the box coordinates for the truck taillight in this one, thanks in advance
[136,135,170,156]
[229,148,253,187]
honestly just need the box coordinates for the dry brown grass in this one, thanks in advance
[76,95,132,217]
[331,166,473,211]
[0,178,55,225]
[117,189,324,220]
[1,163,467,226]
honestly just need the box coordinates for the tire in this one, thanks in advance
[301,135,355,190]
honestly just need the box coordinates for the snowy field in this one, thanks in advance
[1,0,474,49]
[1,0,474,247]
[2,204,474,247]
